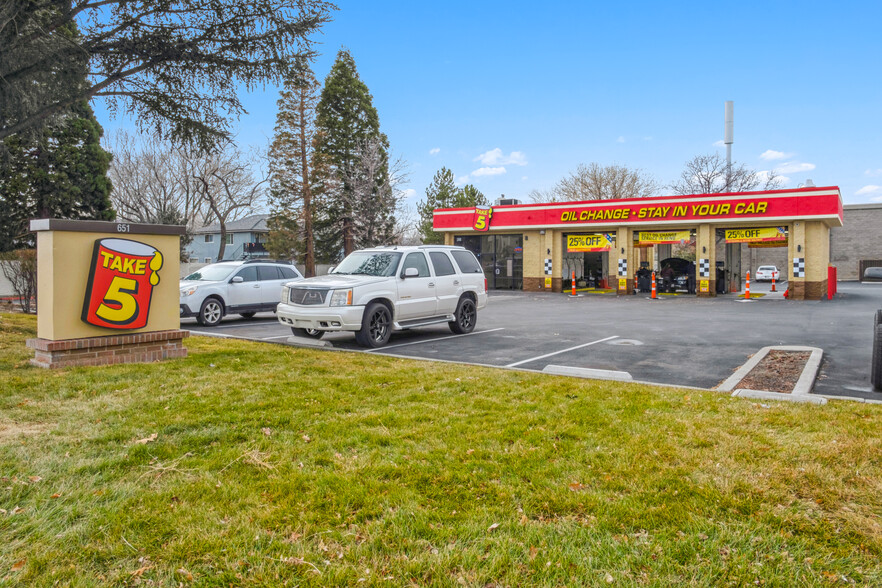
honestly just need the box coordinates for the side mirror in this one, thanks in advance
[402,267,419,278]
[328,266,336,274]
[231,276,244,283]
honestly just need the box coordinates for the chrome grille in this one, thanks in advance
[289,288,329,305]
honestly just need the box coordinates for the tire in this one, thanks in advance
[291,327,323,339]
[449,297,477,334]
[872,323,882,391]
[197,297,224,326]
[239,312,256,319]
[355,302,392,348]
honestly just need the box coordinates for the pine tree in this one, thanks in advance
[267,62,320,275]
[313,49,394,260]
[417,167,487,244]
[0,100,114,251]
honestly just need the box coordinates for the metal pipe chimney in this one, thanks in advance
[724,101,734,191]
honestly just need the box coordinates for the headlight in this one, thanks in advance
[281,286,290,304]
[180,285,198,297]
[329,289,352,307]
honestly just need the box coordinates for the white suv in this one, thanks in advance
[180,260,303,326]
[276,246,487,347]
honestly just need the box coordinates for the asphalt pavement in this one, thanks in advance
[183,281,882,401]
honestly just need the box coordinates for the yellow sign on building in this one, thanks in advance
[636,230,692,245]
[567,233,614,252]
[724,227,786,243]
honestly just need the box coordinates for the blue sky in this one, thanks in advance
[97,1,882,209]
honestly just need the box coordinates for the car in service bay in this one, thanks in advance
[180,260,303,326]
[755,265,780,282]
[276,245,487,348]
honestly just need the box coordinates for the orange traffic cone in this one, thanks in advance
[571,270,576,296]
[771,271,777,292]
[651,271,657,299]
[745,271,751,300]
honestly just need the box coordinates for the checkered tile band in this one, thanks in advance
[699,258,710,278]
[544,259,553,275]
[793,257,805,278]
[618,258,627,277]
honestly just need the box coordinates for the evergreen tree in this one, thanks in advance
[0,100,114,251]
[267,62,320,275]
[313,49,394,261]
[417,167,487,244]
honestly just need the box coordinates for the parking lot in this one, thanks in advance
[184,281,882,400]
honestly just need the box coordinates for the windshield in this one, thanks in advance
[183,265,237,282]
[332,251,402,277]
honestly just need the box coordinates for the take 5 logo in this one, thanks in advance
[473,207,492,231]
[81,238,164,329]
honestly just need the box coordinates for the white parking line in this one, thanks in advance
[366,328,506,352]
[505,335,619,368]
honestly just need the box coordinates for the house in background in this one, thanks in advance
[187,214,270,263]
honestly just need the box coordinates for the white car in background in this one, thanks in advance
[276,245,487,347]
[755,265,780,282]
[180,260,303,326]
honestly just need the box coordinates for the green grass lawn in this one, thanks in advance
[1,313,881,586]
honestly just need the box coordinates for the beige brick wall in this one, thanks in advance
[830,204,882,280]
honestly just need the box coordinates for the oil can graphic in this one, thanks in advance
[81,238,164,329]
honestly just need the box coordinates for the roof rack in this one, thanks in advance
[241,259,295,265]
[417,245,463,249]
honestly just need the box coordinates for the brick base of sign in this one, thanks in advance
[786,281,826,301]
[26,330,189,369]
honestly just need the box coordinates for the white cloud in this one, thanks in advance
[474,148,527,166]
[712,140,725,147]
[616,136,625,143]
[758,170,790,187]
[471,166,506,177]
[401,188,416,199]
[521,176,528,181]
[856,185,882,196]
[774,161,816,174]
[429,147,440,155]
[759,149,794,161]
[865,168,882,177]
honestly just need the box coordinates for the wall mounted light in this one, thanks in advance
[547,248,551,255]
[524,235,528,241]
[539,229,546,235]
[702,246,707,254]
[620,247,625,254]
[797,244,802,253]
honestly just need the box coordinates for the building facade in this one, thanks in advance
[433,186,844,300]
[187,214,270,263]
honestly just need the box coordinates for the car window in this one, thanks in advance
[278,266,299,279]
[451,250,482,274]
[258,266,281,281]
[429,252,456,276]
[184,265,236,281]
[333,251,402,276]
[758,266,776,271]
[401,252,430,278]
[234,266,258,282]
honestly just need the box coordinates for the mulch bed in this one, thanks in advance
[735,350,811,394]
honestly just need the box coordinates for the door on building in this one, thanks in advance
[454,234,523,290]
